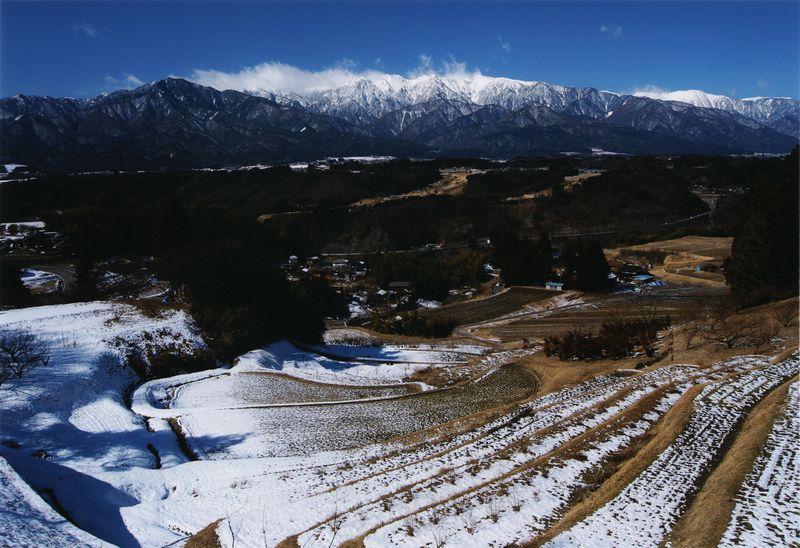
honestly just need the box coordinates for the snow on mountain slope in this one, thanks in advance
[252,73,797,136]
[634,88,799,127]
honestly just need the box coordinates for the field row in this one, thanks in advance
[547,351,799,547]
[720,378,800,547]
[214,355,774,546]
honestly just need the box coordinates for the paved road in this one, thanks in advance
[31,262,75,292]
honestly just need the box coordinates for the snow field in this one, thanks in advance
[0,302,206,474]
[546,352,800,548]
[720,378,800,547]
[0,455,108,547]
[0,302,208,546]
[231,340,479,387]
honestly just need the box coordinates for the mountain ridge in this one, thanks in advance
[1,76,797,170]
[249,73,798,138]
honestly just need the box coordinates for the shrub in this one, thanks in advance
[544,317,670,360]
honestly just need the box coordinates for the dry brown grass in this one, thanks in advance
[528,383,705,546]
[404,366,454,387]
[668,379,795,548]
[185,520,223,548]
[607,236,733,261]
[519,354,626,397]
[338,539,365,548]
[274,535,300,548]
[350,168,481,207]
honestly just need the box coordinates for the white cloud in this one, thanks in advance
[630,84,671,99]
[756,78,769,90]
[188,62,387,94]
[187,56,482,95]
[104,73,144,91]
[599,25,623,39]
[73,21,100,38]
[417,54,433,71]
[498,35,512,53]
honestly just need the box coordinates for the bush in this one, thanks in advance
[369,311,456,338]
[544,317,671,360]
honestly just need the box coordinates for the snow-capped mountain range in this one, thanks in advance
[1,75,797,170]
[632,88,798,135]
[252,74,799,138]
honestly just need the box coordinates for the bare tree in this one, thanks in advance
[682,320,705,350]
[703,303,759,349]
[749,316,780,352]
[771,300,799,328]
[632,287,663,324]
[0,329,50,387]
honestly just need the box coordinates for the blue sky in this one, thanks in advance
[2,1,798,99]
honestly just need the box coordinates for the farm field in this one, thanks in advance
[159,361,538,459]
[609,235,733,261]
[426,286,554,326]
[487,285,727,342]
[0,291,797,548]
[607,236,733,287]
[719,380,800,547]
[170,372,415,409]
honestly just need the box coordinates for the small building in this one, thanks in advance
[309,264,334,281]
[388,281,413,294]
[545,281,565,291]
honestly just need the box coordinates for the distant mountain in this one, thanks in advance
[632,88,800,137]
[1,76,797,170]
[259,74,799,139]
[0,79,425,170]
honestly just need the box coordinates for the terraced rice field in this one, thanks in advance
[187,351,797,547]
[2,300,796,548]
[171,372,415,408]
[491,285,727,342]
[426,287,553,326]
[547,353,799,547]
[175,360,538,459]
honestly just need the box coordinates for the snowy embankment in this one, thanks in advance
[547,351,800,548]
[0,302,207,546]
[720,378,800,547]
[0,456,108,547]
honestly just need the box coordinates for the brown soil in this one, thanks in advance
[185,520,222,548]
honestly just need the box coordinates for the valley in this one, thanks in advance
[0,145,797,548]
[1,3,798,546]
